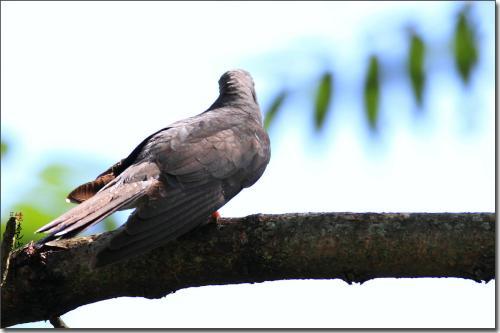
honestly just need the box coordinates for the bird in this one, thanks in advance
[36,69,271,267]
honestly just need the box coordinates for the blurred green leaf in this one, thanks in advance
[264,90,287,131]
[407,32,426,106]
[1,140,7,159]
[39,164,72,187]
[5,204,53,245]
[453,5,478,84]
[3,163,78,244]
[364,55,380,130]
[314,72,333,131]
[103,216,118,231]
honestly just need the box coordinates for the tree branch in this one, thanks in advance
[1,212,494,327]
[1,216,19,287]
[49,316,68,329]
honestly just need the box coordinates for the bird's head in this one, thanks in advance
[218,69,257,104]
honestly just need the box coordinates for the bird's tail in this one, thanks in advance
[36,178,154,244]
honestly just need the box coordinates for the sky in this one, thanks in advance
[1,1,495,329]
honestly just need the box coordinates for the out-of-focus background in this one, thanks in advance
[1,1,494,328]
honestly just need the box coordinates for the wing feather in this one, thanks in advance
[95,182,224,266]
[95,120,266,266]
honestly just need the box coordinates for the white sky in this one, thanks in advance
[1,1,495,329]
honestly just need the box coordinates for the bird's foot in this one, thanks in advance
[210,211,221,224]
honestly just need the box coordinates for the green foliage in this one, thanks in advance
[103,217,118,232]
[7,204,53,245]
[2,161,119,246]
[258,4,481,136]
[364,55,380,131]
[1,140,7,159]
[314,72,333,131]
[2,163,74,246]
[264,90,287,131]
[453,5,478,84]
[39,164,72,187]
[407,32,426,106]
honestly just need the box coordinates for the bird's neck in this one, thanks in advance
[206,94,262,125]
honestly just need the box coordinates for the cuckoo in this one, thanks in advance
[36,69,271,266]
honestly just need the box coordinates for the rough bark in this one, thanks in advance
[1,217,18,286]
[1,212,495,327]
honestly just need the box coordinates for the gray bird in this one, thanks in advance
[36,69,271,267]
